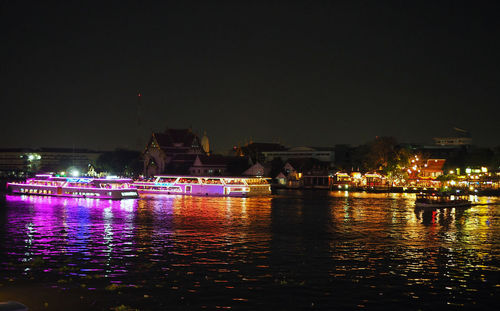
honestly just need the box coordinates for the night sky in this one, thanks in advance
[1,0,499,152]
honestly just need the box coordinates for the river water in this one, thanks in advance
[0,191,499,310]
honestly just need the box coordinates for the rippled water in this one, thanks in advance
[0,191,499,310]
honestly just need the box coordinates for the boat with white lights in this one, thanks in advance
[7,174,139,199]
[415,193,471,208]
[133,175,271,197]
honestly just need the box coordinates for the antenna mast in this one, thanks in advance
[136,91,143,150]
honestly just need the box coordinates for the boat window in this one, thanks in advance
[178,178,200,184]
[157,177,178,183]
[245,178,269,185]
[224,179,245,185]
[202,178,222,185]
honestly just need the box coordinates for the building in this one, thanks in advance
[189,155,228,176]
[233,142,287,163]
[0,148,102,177]
[434,137,472,146]
[242,162,269,177]
[143,128,206,176]
[143,128,251,176]
[262,146,335,163]
[420,159,446,179]
[433,127,472,146]
[277,157,333,188]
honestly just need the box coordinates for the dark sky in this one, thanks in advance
[1,0,499,152]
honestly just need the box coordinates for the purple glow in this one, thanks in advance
[3,194,148,280]
[8,175,138,199]
[133,175,270,197]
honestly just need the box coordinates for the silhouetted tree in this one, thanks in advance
[97,149,142,177]
[269,157,284,178]
[384,147,412,182]
[365,136,397,171]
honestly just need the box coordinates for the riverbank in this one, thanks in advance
[2,178,500,197]
[272,184,500,196]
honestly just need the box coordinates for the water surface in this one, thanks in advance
[0,191,499,310]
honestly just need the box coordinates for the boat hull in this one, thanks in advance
[133,176,271,197]
[135,185,271,197]
[7,183,138,199]
[415,202,471,208]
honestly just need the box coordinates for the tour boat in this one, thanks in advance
[415,193,471,208]
[133,175,271,197]
[7,174,139,199]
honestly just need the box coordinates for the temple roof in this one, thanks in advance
[423,159,446,172]
[193,155,229,166]
[153,128,200,149]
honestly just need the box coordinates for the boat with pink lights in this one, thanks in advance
[7,174,139,199]
[133,175,271,197]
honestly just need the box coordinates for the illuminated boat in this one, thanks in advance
[7,174,139,199]
[415,193,471,208]
[133,175,271,197]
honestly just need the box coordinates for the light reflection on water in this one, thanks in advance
[0,191,499,310]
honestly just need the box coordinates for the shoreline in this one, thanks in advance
[2,178,499,197]
[272,185,500,196]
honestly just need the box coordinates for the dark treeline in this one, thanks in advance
[96,149,142,177]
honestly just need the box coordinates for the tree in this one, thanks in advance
[269,157,284,178]
[351,144,371,172]
[365,136,398,171]
[96,149,142,177]
[384,147,413,184]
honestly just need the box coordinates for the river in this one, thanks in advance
[0,191,499,310]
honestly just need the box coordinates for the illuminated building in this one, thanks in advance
[189,155,228,176]
[433,127,472,146]
[276,158,333,189]
[0,148,101,177]
[242,162,268,177]
[420,159,446,179]
[364,173,385,187]
[262,146,335,162]
[143,128,205,176]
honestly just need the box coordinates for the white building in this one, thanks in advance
[262,146,334,162]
